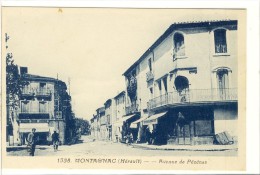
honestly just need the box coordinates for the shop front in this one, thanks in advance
[144,107,215,145]
[19,122,50,145]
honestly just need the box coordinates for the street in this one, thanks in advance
[7,135,237,157]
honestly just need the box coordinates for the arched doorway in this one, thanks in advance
[174,76,189,102]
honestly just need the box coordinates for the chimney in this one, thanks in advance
[20,67,28,75]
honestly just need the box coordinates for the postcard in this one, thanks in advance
[1,7,246,171]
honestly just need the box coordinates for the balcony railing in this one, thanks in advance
[148,88,237,110]
[18,112,50,120]
[21,88,35,96]
[125,104,138,115]
[173,46,185,60]
[36,89,52,97]
[146,71,154,82]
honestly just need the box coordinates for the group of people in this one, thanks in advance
[146,128,157,145]
[27,128,60,156]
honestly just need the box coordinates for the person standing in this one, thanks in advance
[52,131,60,151]
[27,128,37,156]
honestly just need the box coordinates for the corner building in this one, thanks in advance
[123,20,238,145]
[14,67,72,145]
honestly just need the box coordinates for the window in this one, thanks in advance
[21,101,29,113]
[214,29,227,53]
[158,81,162,96]
[216,69,229,99]
[39,102,47,113]
[174,33,185,57]
[149,87,153,99]
[39,83,46,93]
[148,58,152,71]
[162,77,168,93]
[217,69,229,89]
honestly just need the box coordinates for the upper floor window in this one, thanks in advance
[214,29,227,53]
[39,102,47,113]
[148,58,152,71]
[21,101,29,113]
[216,69,229,89]
[174,33,185,57]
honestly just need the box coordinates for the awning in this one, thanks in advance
[132,114,149,124]
[143,111,168,125]
[19,123,49,133]
[120,114,136,122]
[113,114,136,127]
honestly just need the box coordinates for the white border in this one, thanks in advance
[1,0,259,174]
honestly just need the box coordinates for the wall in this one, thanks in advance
[19,81,55,118]
[214,105,238,140]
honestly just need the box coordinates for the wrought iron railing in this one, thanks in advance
[173,46,185,59]
[36,89,52,96]
[125,104,138,115]
[146,71,154,82]
[21,88,34,96]
[148,88,237,110]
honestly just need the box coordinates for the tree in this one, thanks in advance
[5,34,28,140]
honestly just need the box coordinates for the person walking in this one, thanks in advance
[27,128,37,156]
[52,131,60,151]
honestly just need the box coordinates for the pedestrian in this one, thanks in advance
[52,131,60,151]
[27,128,37,156]
[146,127,152,145]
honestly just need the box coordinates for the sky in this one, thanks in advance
[2,8,240,120]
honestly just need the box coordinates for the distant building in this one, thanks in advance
[11,67,73,145]
[97,107,106,140]
[104,99,115,141]
[123,20,238,145]
[112,91,126,142]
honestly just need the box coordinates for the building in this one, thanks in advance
[104,99,115,141]
[12,67,73,145]
[97,107,106,140]
[112,91,126,142]
[123,20,238,145]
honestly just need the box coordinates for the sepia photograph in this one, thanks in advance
[1,7,247,171]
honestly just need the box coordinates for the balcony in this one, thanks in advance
[146,71,154,82]
[18,112,50,120]
[36,89,52,98]
[21,88,35,97]
[148,88,237,110]
[173,46,185,60]
[126,104,138,115]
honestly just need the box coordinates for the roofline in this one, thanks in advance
[23,73,60,82]
[113,91,125,99]
[122,20,237,76]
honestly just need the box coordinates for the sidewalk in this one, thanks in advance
[131,143,238,151]
[6,145,49,152]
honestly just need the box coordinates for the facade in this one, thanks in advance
[104,99,115,141]
[97,107,106,140]
[123,20,238,145]
[89,20,238,146]
[112,91,126,142]
[12,67,73,145]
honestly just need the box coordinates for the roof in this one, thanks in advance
[22,73,59,82]
[123,19,237,76]
[113,91,125,99]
